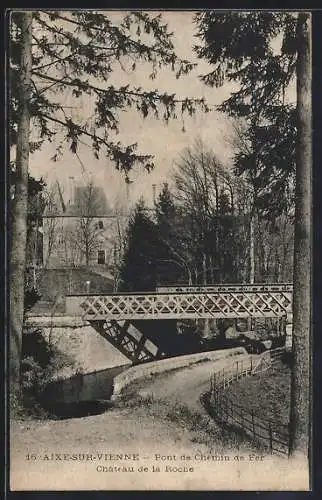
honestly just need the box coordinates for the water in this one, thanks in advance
[40,364,130,418]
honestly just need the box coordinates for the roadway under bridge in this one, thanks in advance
[65,283,293,364]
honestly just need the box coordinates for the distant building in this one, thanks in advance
[42,181,127,270]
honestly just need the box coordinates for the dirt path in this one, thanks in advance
[132,359,222,412]
[10,389,224,490]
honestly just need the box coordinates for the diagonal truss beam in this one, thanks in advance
[89,319,160,363]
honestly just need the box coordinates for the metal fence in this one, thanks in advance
[207,348,290,456]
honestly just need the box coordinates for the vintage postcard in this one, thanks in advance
[8,9,312,491]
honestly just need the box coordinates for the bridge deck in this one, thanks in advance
[66,284,293,321]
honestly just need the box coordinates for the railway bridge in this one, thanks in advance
[65,283,293,364]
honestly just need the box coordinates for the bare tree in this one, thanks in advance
[255,214,294,283]
[173,138,250,285]
[111,198,129,291]
[61,225,81,268]
[42,186,60,268]
[73,181,108,266]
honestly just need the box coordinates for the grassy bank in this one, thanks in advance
[225,360,291,425]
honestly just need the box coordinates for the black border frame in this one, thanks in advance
[2,3,322,499]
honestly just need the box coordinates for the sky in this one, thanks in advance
[27,10,296,210]
[28,11,237,209]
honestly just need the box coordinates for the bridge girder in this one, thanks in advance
[66,284,293,321]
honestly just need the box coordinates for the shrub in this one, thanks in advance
[24,287,41,313]
[18,328,81,418]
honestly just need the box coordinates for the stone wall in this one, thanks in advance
[112,347,248,397]
[25,315,129,380]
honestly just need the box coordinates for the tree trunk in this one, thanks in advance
[85,244,90,266]
[202,253,210,337]
[113,243,119,292]
[209,254,214,284]
[10,12,32,398]
[248,211,255,330]
[249,213,255,284]
[289,12,312,459]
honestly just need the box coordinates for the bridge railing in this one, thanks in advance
[156,283,293,294]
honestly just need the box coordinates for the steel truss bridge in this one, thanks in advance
[65,283,293,364]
